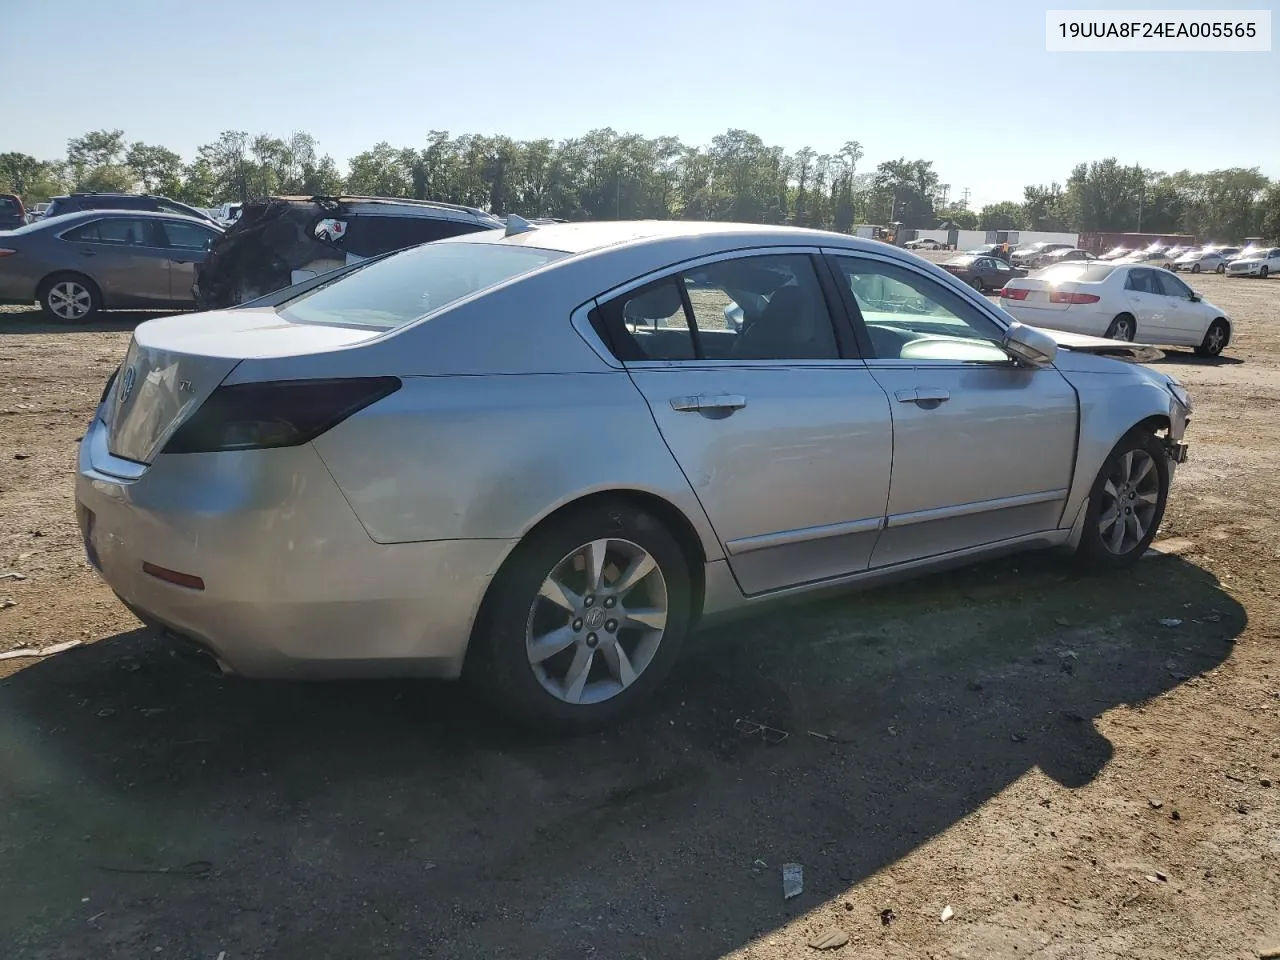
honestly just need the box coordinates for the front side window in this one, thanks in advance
[278,240,565,330]
[1154,271,1191,298]
[160,220,219,251]
[831,255,1008,363]
[597,253,841,363]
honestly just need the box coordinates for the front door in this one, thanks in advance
[597,250,893,596]
[825,251,1079,568]
[156,219,221,305]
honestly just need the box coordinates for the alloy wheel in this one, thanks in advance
[1097,449,1160,554]
[1205,324,1226,354]
[1110,318,1134,341]
[525,537,668,705]
[47,281,92,320]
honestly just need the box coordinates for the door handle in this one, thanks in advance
[895,387,950,405]
[670,394,747,413]
[79,250,96,257]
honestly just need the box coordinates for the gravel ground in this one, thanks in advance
[1,266,1279,959]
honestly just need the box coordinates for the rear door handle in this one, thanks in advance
[895,387,950,405]
[670,394,747,413]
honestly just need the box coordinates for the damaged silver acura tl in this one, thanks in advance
[77,219,1191,729]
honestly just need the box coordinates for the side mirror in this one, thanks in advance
[724,302,744,332]
[1188,292,1200,302]
[1002,321,1058,367]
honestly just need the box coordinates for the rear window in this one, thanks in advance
[0,196,20,213]
[278,241,566,330]
[340,215,490,258]
[1033,263,1116,283]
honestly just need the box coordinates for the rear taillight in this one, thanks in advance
[163,377,400,454]
[1000,287,1030,300]
[1048,291,1100,305]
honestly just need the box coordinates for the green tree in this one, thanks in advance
[979,201,1029,230]
[0,152,66,203]
[1260,182,1280,242]
[126,142,184,194]
[1022,183,1072,231]
[66,129,127,183]
[78,164,135,193]
[872,158,939,228]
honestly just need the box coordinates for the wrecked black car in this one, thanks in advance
[194,196,503,309]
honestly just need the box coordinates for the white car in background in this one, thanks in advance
[1225,246,1280,278]
[904,237,945,250]
[1173,246,1240,273]
[999,262,1232,358]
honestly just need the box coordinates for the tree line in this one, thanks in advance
[2,128,1278,241]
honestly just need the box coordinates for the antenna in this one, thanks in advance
[504,214,537,237]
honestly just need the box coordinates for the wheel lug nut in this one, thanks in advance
[584,595,594,607]
[586,633,598,648]
[605,619,618,633]
[603,597,616,608]
[572,618,583,631]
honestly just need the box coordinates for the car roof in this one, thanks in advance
[31,209,223,228]
[445,219,899,256]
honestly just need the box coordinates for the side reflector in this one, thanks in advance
[142,562,205,591]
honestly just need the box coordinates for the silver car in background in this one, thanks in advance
[0,210,223,321]
[76,221,1191,728]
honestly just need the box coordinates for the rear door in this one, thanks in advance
[594,249,894,596]
[58,216,173,306]
[1122,268,1170,342]
[156,219,221,304]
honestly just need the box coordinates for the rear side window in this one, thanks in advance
[596,254,841,362]
[160,220,219,250]
[278,240,565,330]
[341,215,489,258]
[61,217,163,246]
[1125,268,1156,293]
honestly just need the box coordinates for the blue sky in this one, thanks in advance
[7,0,1277,208]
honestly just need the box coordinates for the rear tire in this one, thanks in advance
[1190,263,1201,274]
[1075,429,1169,570]
[1195,319,1229,358]
[1104,314,1136,341]
[38,273,101,323]
[1215,263,1225,273]
[970,277,985,292]
[467,500,693,731]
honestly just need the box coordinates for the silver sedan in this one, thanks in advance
[76,221,1192,728]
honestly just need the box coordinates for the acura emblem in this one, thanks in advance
[119,365,137,403]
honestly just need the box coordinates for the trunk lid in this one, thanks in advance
[106,307,384,463]
[1000,277,1075,310]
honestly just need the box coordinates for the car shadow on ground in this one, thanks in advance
[1158,348,1244,367]
[0,309,177,335]
[0,553,1243,958]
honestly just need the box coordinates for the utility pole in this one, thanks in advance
[961,187,971,209]
[939,184,950,209]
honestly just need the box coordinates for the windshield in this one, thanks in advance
[944,255,977,265]
[1237,247,1264,259]
[278,241,565,330]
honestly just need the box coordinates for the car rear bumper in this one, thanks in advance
[75,416,515,679]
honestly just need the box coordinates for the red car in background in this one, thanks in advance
[0,194,27,232]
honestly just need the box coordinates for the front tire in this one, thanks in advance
[1196,319,1229,358]
[39,274,101,323]
[1261,266,1270,279]
[1076,429,1169,570]
[468,500,693,730]
[1104,314,1136,341]
[1190,263,1201,274]
[970,276,985,292]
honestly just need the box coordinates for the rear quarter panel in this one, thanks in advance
[310,371,723,558]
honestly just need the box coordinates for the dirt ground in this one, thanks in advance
[1,267,1279,960]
